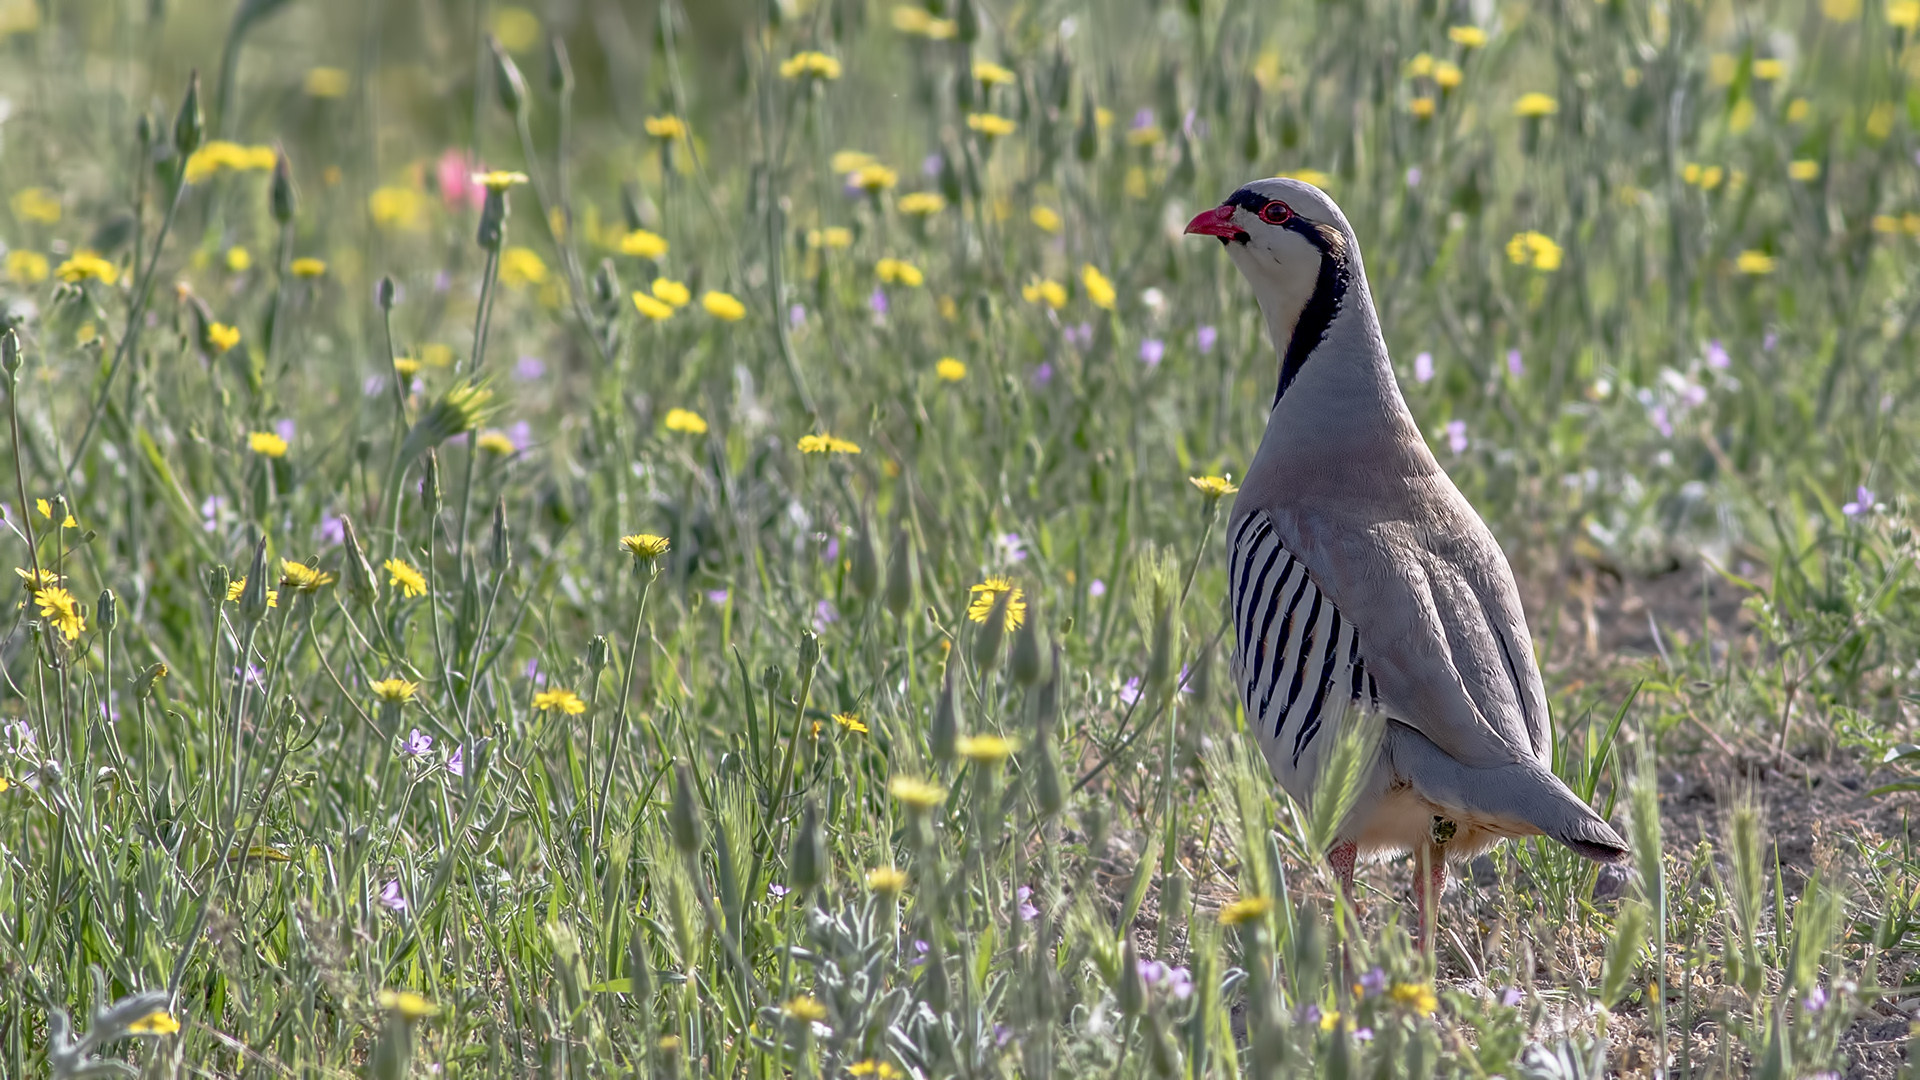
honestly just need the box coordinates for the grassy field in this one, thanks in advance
[4,0,1920,1075]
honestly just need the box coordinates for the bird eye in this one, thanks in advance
[1259,201,1293,225]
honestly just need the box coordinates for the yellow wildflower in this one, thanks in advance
[619,229,669,258]
[384,557,427,598]
[782,995,828,1022]
[1022,277,1067,309]
[1080,264,1115,309]
[632,292,675,320]
[866,866,909,894]
[34,499,76,527]
[1786,98,1811,124]
[701,291,747,320]
[1754,58,1788,80]
[1504,231,1561,271]
[1283,169,1335,190]
[376,990,437,1020]
[32,586,85,640]
[967,113,1017,137]
[1189,475,1239,499]
[477,431,516,455]
[973,60,1016,86]
[807,226,853,249]
[304,66,350,98]
[225,247,251,272]
[1406,52,1434,78]
[833,712,869,734]
[875,257,923,287]
[1388,982,1439,1014]
[126,1011,180,1036]
[290,257,327,278]
[850,164,898,192]
[620,533,672,560]
[369,187,428,230]
[832,150,876,174]
[1447,24,1487,47]
[779,52,842,80]
[664,408,708,434]
[10,187,60,224]
[797,433,862,454]
[224,578,279,609]
[279,559,336,594]
[371,678,418,704]
[955,734,1015,765]
[1319,1009,1341,1032]
[248,431,288,457]
[15,567,61,591]
[1513,92,1559,117]
[394,357,422,377]
[56,252,117,285]
[1218,895,1274,926]
[887,776,947,810]
[532,688,587,714]
[1867,102,1897,141]
[1409,96,1436,119]
[967,577,1026,630]
[1789,159,1821,181]
[651,278,691,307]
[1893,0,1920,27]
[1029,205,1063,233]
[1433,61,1463,89]
[6,250,48,284]
[471,171,529,191]
[644,115,687,139]
[898,191,947,216]
[210,323,242,353]
[500,246,548,288]
[1823,0,1861,20]
[848,1061,900,1079]
[1735,250,1777,274]
[935,358,966,382]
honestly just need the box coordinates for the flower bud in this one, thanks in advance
[488,35,527,115]
[419,450,441,514]
[973,590,1010,673]
[1076,89,1100,162]
[270,148,296,224]
[849,517,880,600]
[788,797,825,893]
[237,536,270,623]
[884,525,917,618]
[172,71,203,160]
[205,564,231,602]
[1033,735,1065,817]
[477,189,508,252]
[1,327,19,378]
[668,761,703,854]
[1010,608,1046,686]
[377,276,397,310]
[338,516,378,608]
[761,665,783,695]
[133,662,169,701]
[930,662,959,765]
[592,259,621,309]
[97,589,117,632]
[489,495,511,573]
[954,0,978,43]
[547,35,573,95]
[627,922,655,1001]
[1118,938,1146,1017]
[797,628,820,675]
[588,634,612,675]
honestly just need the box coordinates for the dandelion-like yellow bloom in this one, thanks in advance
[701,291,747,321]
[955,733,1015,765]
[1409,96,1436,119]
[15,567,61,591]
[1788,159,1821,181]
[807,227,854,249]
[966,113,1017,137]
[1388,982,1440,1014]
[472,170,530,191]
[34,499,77,527]
[664,408,708,434]
[1125,124,1163,148]
[225,578,280,608]
[1447,24,1487,47]
[1513,92,1558,117]
[1406,53,1434,78]
[1080,264,1115,310]
[797,433,862,454]
[182,141,276,184]
[533,688,587,714]
[1217,895,1274,926]
[850,164,898,192]
[1319,1009,1342,1032]
[290,257,327,278]
[887,775,947,810]
[1735,250,1777,274]
[779,51,842,80]
[56,252,117,285]
[371,677,419,703]
[394,357,422,377]
[967,577,1026,630]
[831,150,876,174]
[1189,475,1240,499]
[279,559,336,593]
[973,60,1016,85]
[848,1061,901,1079]
[304,66,350,98]
[11,187,60,224]
[500,247,548,288]
[620,533,672,560]
[891,6,955,38]
[1029,206,1063,233]
[1823,0,1862,19]
[646,278,690,308]
[248,431,288,457]
[865,866,909,894]
[477,431,516,455]
[644,115,687,139]
[6,250,48,284]
[126,1011,180,1036]
[833,712,869,734]
[1504,231,1562,271]
[369,187,428,230]
[32,586,85,640]
[619,229,668,258]
[875,258,923,287]
[935,358,966,382]
[1753,58,1788,80]
[384,557,427,598]
[1022,277,1067,309]
[632,292,675,320]
[225,247,251,273]
[899,192,946,216]
[1433,61,1463,89]
[1892,0,1920,27]
[210,323,242,353]
[782,995,828,1022]
[377,990,438,1019]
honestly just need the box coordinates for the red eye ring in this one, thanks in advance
[1259,201,1294,225]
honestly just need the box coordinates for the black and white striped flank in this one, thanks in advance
[1228,511,1380,772]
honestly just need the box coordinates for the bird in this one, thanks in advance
[1184,177,1628,946]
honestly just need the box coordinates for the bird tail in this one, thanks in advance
[1384,723,1628,863]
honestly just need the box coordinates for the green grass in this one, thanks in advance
[4,0,1920,1075]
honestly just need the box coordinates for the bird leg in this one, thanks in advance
[1412,843,1449,955]
[1329,839,1358,909]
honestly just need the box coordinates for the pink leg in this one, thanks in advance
[1412,847,1448,954]
[1329,840,1358,907]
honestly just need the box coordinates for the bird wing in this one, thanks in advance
[1241,486,1548,771]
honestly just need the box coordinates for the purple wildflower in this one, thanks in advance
[1803,985,1828,1013]
[1444,419,1468,454]
[1649,404,1673,438]
[1031,362,1055,388]
[1298,1003,1323,1026]
[1705,339,1730,369]
[317,514,345,546]
[1843,485,1877,517]
[1131,107,1155,131]
[448,744,464,777]
[993,1024,1015,1047]
[1016,886,1039,921]
[1196,325,1218,354]
[1358,968,1386,997]
[1406,166,1423,188]
[769,883,792,900]
[401,728,433,757]
[820,534,840,563]
[515,355,546,381]
[1165,967,1194,1000]
[789,303,807,328]
[997,532,1027,563]
[813,599,839,628]
[1354,1028,1375,1042]
[910,940,930,967]
[509,420,532,449]
[379,879,408,912]
[1413,351,1434,383]
[1500,987,1524,1007]
[869,288,889,316]
[1764,331,1779,351]
[1065,322,1094,348]
[432,270,451,294]
[1141,960,1169,985]
[1089,578,1106,597]
[1118,677,1143,706]
[362,375,386,397]
[1506,349,1524,377]
[706,589,730,604]
[1139,338,1165,367]
[274,418,296,443]
[201,494,228,534]
[922,153,944,177]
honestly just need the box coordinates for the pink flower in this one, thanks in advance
[437,150,486,211]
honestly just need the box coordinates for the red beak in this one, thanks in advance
[1184,204,1241,239]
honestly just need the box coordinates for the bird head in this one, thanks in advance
[1185,177,1358,405]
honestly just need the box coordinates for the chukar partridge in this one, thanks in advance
[1185,178,1628,945]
